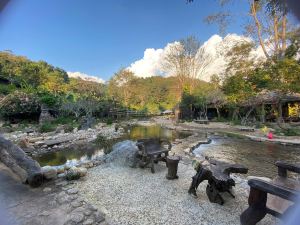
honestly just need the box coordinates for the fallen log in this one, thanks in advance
[0,135,43,187]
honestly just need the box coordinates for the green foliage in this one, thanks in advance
[39,122,56,133]
[38,92,61,108]
[282,128,300,136]
[0,83,16,95]
[0,91,40,120]
[105,118,113,125]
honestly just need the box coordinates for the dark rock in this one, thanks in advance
[79,116,96,130]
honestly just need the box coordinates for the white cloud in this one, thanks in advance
[128,48,164,77]
[67,71,105,83]
[128,34,266,81]
[128,42,181,77]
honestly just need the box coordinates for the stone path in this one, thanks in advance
[0,164,107,225]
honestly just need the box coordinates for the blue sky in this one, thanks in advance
[0,0,247,80]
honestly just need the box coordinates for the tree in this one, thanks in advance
[162,36,212,95]
[206,88,226,119]
[108,68,136,107]
[189,0,298,60]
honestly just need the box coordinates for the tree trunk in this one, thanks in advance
[278,102,283,123]
[0,135,43,187]
[261,104,266,123]
[216,107,221,119]
[251,1,270,59]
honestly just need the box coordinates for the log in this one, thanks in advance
[0,135,43,187]
[188,158,248,205]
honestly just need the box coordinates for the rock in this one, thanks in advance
[25,128,35,134]
[104,140,139,167]
[87,204,98,212]
[56,193,71,204]
[39,104,55,124]
[67,188,79,195]
[39,211,51,216]
[42,166,57,179]
[55,180,68,187]
[44,136,74,146]
[58,173,66,179]
[65,167,81,181]
[18,138,30,148]
[43,187,52,192]
[77,167,88,177]
[73,127,78,133]
[55,165,65,174]
[79,116,96,130]
[29,137,44,143]
[80,162,94,169]
[64,164,72,170]
[69,213,84,223]
[94,211,105,223]
[84,210,92,216]
[34,141,45,146]
[83,219,94,225]
[71,200,82,208]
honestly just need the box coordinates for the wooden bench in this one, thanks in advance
[188,158,248,205]
[135,138,172,173]
[240,161,300,225]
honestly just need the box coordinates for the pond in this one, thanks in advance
[34,125,191,167]
[193,136,300,178]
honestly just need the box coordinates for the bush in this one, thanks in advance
[54,116,75,125]
[64,124,74,133]
[38,93,60,108]
[0,83,16,95]
[0,91,40,122]
[283,128,300,136]
[39,122,56,133]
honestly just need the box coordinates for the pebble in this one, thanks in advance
[84,210,92,216]
[67,188,79,195]
[39,211,50,216]
[94,211,105,223]
[55,181,68,187]
[71,200,82,208]
[69,213,85,223]
[43,187,52,192]
[83,219,94,225]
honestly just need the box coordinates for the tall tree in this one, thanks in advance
[108,68,136,107]
[188,0,297,60]
[163,36,212,95]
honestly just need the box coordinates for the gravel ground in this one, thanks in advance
[75,158,276,225]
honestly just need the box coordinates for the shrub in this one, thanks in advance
[38,93,59,108]
[64,124,74,133]
[39,122,56,133]
[283,128,300,136]
[0,91,40,122]
[0,83,16,95]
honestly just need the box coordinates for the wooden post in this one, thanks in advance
[261,104,265,123]
[278,101,283,123]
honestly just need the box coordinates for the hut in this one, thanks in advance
[242,91,300,123]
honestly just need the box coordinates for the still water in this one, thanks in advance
[193,136,300,178]
[34,125,191,167]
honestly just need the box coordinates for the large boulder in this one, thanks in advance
[104,140,138,167]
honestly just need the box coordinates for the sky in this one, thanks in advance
[0,0,248,81]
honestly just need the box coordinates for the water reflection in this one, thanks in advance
[193,136,300,178]
[34,125,191,167]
